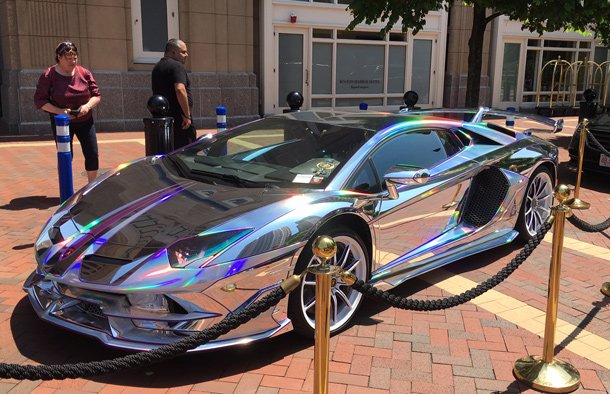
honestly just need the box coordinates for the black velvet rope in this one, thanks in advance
[586,129,610,157]
[568,214,610,232]
[0,287,286,381]
[351,221,552,311]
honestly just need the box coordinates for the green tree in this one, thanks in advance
[346,0,610,107]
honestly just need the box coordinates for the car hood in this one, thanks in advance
[64,158,309,261]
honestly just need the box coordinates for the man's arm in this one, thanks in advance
[174,82,191,129]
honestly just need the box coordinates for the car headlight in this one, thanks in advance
[167,228,253,268]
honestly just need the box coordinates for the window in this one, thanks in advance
[313,43,332,94]
[369,129,462,182]
[501,43,520,102]
[310,27,413,109]
[521,38,595,104]
[336,44,384,94]
[131,0,179,63]
[347,161,381,193]
[411,39,433,104]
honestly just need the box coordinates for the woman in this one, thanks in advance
[34,41,102,182]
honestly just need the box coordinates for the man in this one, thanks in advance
[151,39,195,149]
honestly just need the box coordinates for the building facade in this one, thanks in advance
[260,0,448,114]
[444,2,609,110]
[490,15,609,110]
[1,1,608,135]
[0,0,260,134]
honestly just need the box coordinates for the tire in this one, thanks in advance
[288,226,370,338]
[516,167,554,241]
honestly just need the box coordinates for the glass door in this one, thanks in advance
[411,38,435,106]
[277,29,309,110]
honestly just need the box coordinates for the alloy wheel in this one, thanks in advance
[524,171,554,236]
[299,235,367,332]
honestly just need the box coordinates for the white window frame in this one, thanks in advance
[131,0,179,64]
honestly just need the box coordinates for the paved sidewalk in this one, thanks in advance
[0,119,609,393]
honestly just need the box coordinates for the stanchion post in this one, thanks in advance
[602,282,610,297]
[572,119,590,209]
[309,236,340,394]
[55,114,74,203]
[216,106,227,134]
[514,185,587,393]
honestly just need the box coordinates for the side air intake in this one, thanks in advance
[461,168,509,227]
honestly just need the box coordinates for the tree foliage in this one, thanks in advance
[346,0,610,106]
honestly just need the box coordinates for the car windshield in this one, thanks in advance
[169,117,372,189]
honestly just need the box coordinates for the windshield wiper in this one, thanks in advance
[163,155,189,177]
[191,169,264,188]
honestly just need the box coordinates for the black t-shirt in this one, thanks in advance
[151,57,192,120]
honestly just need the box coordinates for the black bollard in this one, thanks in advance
[578,88,598,122]
[283,91,304,113]
[143,95,174,155]
[400,90,420,112]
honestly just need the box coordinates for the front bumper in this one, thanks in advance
[23,254,295,352]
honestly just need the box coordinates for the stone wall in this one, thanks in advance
[443,1,492,107]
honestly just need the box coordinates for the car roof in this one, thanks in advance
[271,110,461,132]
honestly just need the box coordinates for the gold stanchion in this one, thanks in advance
[514,185,587,392]
[601,282,610,297]
[572,119,591,210]
[309,236,339,394]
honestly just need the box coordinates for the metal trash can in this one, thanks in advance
[143,95,174,155]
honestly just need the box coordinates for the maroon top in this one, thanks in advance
[34,65,101,122]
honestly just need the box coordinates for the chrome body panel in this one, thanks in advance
[25,109,559,351]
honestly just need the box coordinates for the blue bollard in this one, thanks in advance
[359,102,368,111]
[55,114,74,203]
[506,106,516,128]
[216,106,227,133]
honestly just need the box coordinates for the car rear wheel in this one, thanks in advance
[288,227,369,337]
[516,167,554,241]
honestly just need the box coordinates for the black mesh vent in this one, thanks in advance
[80,255,131,284]
[461,168,509,227]
[77,301,105,317]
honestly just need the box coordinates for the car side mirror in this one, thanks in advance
[383,165,430,199]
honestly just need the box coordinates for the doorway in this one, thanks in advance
[277,28,309,110]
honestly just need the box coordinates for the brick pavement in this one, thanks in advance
[0,119,609,393]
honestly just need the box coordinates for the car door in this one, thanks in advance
[366,127,474,280]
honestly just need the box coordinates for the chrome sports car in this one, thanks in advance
[25,108,561,351]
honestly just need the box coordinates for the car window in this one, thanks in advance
[173,118,371,189]
[370,128,462,181]
[346,160,382,193]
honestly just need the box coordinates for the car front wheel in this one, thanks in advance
[288,227,370,337]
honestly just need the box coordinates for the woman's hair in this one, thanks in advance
[55,41,78,62]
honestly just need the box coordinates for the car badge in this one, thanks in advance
[317,162,335,170]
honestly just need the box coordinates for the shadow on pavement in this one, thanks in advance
[351,243,523,328]
[545,134,573,149]
[13,243,34,251]
[9,296,313,387]
[557,161,610,194]
[0,196,59,211]
[1,243,561,388]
